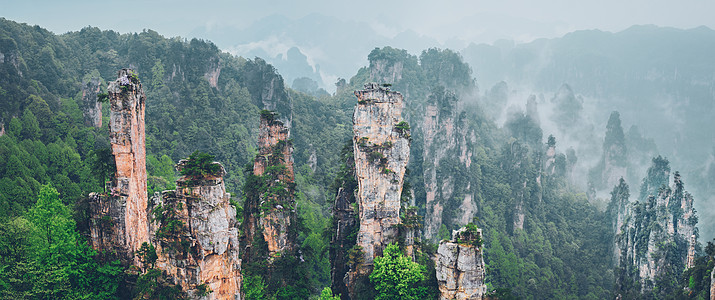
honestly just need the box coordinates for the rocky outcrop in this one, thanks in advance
[81,76,102,127]
[148,162,241,300]
[204,56,221,88]
[329,147,358,299]
[607,178,630,266]
[435,226,486,300]
[89,69,148,262]
[245,111,296,257]
[615,158,698,294]
[346,83,410,295]
[711,267,715,300]
[589,111,628,197]
[243,58,293,128]
[422,87,479,240]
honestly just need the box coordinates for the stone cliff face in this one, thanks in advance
[89,69,148,262]
[435,226,487,300]
[589,111,628,197]
[346,83,410,295]
[81,76,102,127]
[421,87,479,240]
[607,178,630,266]
[148,162,241,300]
[615,159,697,294]
[711,267,715,300]
[204,56,221,88]
[329,147,358,299]
[244,111,296,257]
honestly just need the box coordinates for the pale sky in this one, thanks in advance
[3,0,714,45]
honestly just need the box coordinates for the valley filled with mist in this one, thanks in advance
[0,4,714,299]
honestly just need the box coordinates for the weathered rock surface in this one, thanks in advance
[615,160,697,293]
[148,162,241,300]
[710,267,715,300]
[421,88,479,240]
[89,69,148,262]
[81,76,102,127]
[249,111,296,257]
[607,178,630,266]
[329,149,358,299]
[346,83,410,294]
[435,227,486,300]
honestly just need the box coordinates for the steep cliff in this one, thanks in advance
[243,110,296,258]
[615,158,698,295]
[421,87,479,240]
[435,225,487,300]
[81,76,102,127]
[607,178,630,266]
[89,69,148,262]
[329,146,359,299]
[711,267,715,300]
[589,111,628,195]
[346,83,410,296]
[148,160,241,299]
[240,110,306,297]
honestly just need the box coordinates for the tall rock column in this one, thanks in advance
[347,83,410,293]
[254,111,295,256]
[89,69,148,262]
[148,161,241,300]
[243,110,297,263]
[435,226,487,300]
[421,87,478,240]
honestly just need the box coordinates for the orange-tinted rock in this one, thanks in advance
[89,69,148,263]
[243,111,297,261]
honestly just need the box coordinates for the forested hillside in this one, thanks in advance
[0,18,712,299]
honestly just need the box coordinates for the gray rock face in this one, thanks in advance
[710,267,715,300]
[347,83,410,296]
[148,162,241,300]
[615,171,697,293]
[81,76,102,127]
[421,88,479,240]
[435,228,486,300]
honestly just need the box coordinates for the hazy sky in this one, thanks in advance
[4,0,715,44]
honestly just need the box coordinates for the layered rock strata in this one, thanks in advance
[148,162,241,299]
[89,69,148,262]
[347,83,410,294]
[435,226,487,300]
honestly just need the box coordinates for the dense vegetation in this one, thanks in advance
[0,18,712,299]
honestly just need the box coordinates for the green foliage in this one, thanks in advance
[242,275,266,300]
[455,223,483,248]
[136,242,158,270]
[195,283,212,297]
[0,185,124,299]
[347,245,365,268]
[319,287,340,300]
[97,92,109,103]
[180,150,220,178]
[369,243,428,300]
[134,268,185,300]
